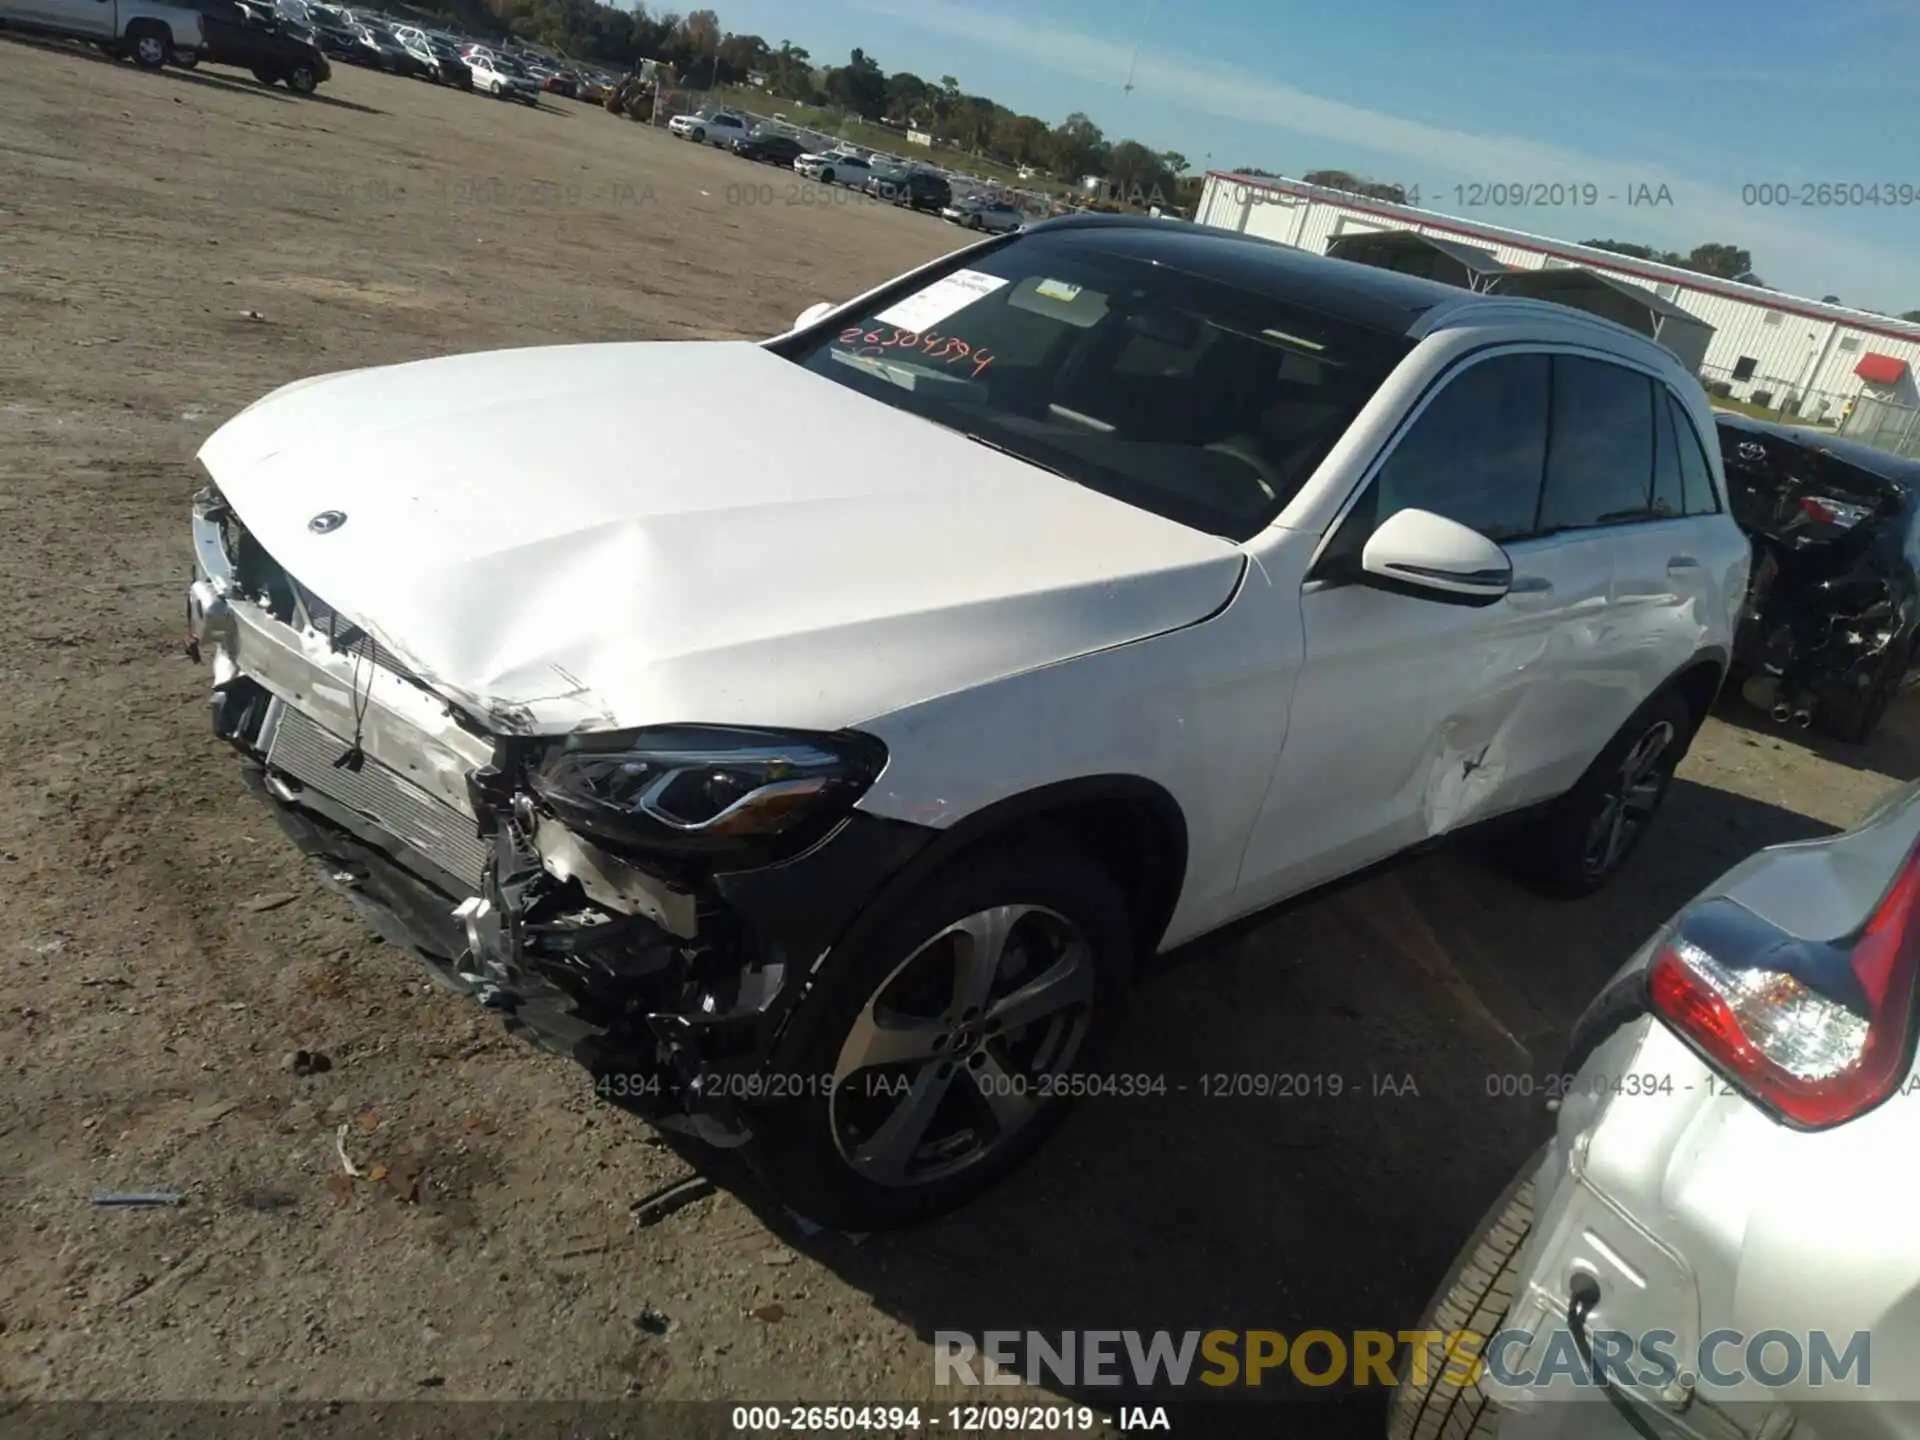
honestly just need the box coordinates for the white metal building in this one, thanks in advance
[1198,171,1920,428]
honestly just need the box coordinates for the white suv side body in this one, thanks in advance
[849,304,1748,946]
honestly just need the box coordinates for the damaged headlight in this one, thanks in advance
[528,726,887,857]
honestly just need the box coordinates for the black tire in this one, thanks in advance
[967,214,982,229]
[251,64,278,85]
[287,64,316,93]
[128,26,170,69]
[169,47,198,67]
[1513,686,1693,898]
[1820,638,1910,744]
[819,168,835,186]
[690,126,704,142]
[744,839,1133,1230]
[1387,1146,1542,1440]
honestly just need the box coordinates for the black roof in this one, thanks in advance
[1023,213,1483,334]
[1715,411,1920,488]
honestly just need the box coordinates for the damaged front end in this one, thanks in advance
[187,483,924,1148]
[1720,422,1919,726]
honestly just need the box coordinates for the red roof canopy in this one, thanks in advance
[1856,353,1910,386]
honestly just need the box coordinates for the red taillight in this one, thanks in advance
[1649,845,1920,1128]
[1801,495,1841,524]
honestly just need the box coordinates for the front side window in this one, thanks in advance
[781,232,1414,540]
[1319,353,1551,579]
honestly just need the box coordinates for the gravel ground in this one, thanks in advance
[3,35,1916,1434]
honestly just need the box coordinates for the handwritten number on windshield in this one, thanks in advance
[836,324,995,378]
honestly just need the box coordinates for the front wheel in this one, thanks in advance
[169,46,198,67]
[1513,687,1692,898]
[129,29,170,69]
[690,127,704,142]
[745,841,1132,1229]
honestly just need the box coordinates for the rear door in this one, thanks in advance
[1235,348,1589,905]
[1529,358,1727,794]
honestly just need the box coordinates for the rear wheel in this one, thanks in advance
[1513,687,1692,898]
[1821,637,1910,744]
[745,840,1131,1229]
[169,46,198,67]
[287,63,316,93]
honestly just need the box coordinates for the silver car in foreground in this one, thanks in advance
[1393,780,1920,1439]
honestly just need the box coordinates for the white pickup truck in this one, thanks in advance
[0,0,203,67]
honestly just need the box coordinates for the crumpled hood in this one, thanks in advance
[197,341,1243,735]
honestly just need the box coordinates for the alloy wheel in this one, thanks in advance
[830,904,1094,1188]
[1580,719,1676,879]
[135,34,166,66]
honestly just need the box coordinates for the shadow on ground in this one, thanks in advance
[1711,685,1920,785]
[702,777,1833,1433]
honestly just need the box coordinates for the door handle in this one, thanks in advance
[1508,575,1554,595]
[1667,555,1701,571]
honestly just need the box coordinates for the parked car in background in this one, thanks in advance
[794,148,871,187]
[541,68,576,97]
[185,0,327,89]
[276,0,356,59]
[347,21,413,71]
[466,49,537,103]
[389,25,465,85]
[187,216,1745,1228]
[0,0,203,68]
[574,73,612,103]
[1715,412,1920,744]
[669,110,751,146]
[941,196,1026,232]
[731,132,805,167]
[868,168,953,212]
[1394,776,1920,1440]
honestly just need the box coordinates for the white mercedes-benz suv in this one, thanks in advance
[185,216,1749,1228]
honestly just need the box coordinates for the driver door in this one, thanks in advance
[1234,349,1592,907]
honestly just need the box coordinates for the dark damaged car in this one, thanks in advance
[1718,412,1920,742]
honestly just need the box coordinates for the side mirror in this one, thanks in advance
[1360,507,1512,607]
[792,300,835,332]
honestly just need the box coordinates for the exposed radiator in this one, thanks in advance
[266,704,490,889]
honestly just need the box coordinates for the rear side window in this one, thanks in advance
[1651,392,1686,518]
[1667,395,1721,515]
[1538,357,1657,532]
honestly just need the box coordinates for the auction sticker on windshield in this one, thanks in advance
[874,268,1009,332]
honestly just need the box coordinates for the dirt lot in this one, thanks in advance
[3,37,1918,1434]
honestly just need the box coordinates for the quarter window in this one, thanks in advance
[1537,356,1657,532]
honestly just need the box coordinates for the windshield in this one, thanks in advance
[783,230,1413,541]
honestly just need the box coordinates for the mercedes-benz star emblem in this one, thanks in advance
[308,510,347,534]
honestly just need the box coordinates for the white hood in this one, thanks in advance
[197,341,1243,735]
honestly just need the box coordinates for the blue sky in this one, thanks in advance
[702,0,1920,313]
